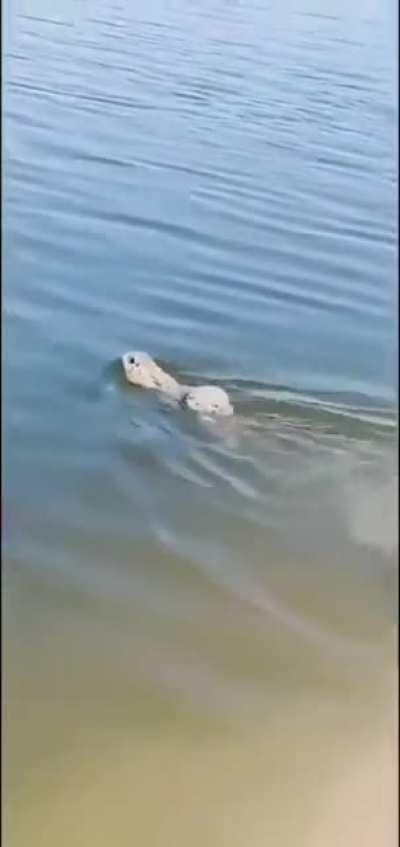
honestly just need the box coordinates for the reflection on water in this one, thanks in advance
[3,0,397,843]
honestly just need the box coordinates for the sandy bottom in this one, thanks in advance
[5,683,396,847]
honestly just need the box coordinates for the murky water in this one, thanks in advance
[3,0,398,844]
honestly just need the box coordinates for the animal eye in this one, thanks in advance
[129,357,135,365]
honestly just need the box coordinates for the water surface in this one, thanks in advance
[3,0,397,844]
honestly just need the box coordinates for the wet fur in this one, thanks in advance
[122,352,233,417]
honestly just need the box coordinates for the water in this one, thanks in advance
[3,0,398,844]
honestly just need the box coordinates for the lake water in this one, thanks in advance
[3,0,398,844]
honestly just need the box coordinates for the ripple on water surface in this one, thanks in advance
[4,0,397,844]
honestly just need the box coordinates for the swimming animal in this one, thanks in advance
[122,352,233,417]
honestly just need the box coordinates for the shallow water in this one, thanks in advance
[3,0,398,844]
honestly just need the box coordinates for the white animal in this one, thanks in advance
[122,352,233,417]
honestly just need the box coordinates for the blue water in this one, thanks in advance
[4,0,398,844]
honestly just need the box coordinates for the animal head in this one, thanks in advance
[122,351,161,389]
[183,385,233,417]
[121,351,181,396]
